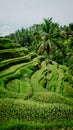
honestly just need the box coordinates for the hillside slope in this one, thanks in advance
[0,37,73,130]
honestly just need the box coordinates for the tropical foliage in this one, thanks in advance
[0,18,73,129]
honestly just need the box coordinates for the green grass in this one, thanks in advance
[31,61,47,92]
[0,56,72,100]
[0,99,73,126]
[0,88,26,99]
[6,79,21,92]
[0,47,29,61]
[0,44,73,130]
[0,120,73,130]
[0,37,20,49]
[0,47,28,54]
[0,54,38,78]
[0,52,37,71]
[42,61,73,97]
[31,91,73,106]
[6,77,32,95]
[0,55,44,83]
[31,60,73,97]
[0,56,44,99]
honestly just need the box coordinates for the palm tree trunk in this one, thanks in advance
[46,56,49,88]
[46,40,51,88]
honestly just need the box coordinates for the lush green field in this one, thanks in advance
[0,47,29,61]
[0,25,73,130]
[0,38,20,49]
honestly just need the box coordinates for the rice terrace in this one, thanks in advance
[0,18,73,130]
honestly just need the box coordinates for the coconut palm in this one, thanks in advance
[38,18,60,54]
[38,18,60,88]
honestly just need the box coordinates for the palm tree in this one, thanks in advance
[38,18,60,54]
[38,18,60,88]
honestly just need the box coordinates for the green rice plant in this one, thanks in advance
[31,61,47,93]
[0,56,44,99]
[0,37,20,49]
[0,99,73,126]
[31,59,73,98]
[0,55,72,100]
[31,91,73,106]
[6,77,32,96]
[6,79,21,93]
[64,85,73,98]
[0,120,73,130]
[0,75,33,99]
[0,55,43,82]
[0,47,29,61]
[44,61,73,97]
[0,88,26,99]
[0,57,35,78]
[0,52,37,71]
[0,62,27,78]
[0,47,28,54]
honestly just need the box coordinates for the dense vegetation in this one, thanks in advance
[0,18,73,130]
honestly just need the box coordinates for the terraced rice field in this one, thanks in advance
[0,46,73,129]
